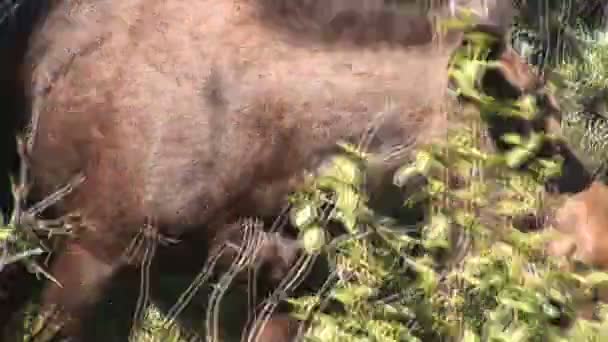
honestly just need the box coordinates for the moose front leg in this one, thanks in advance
[30,240,124,342]
[0,262,39,340]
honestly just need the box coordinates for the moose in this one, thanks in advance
[0,0,595,341]
[549,180,608,268]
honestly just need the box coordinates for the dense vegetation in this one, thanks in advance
[4,1,608,341]
[282,24,608,340]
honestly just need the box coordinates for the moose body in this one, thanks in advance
[24,3,460,339]
[0,0,585,341]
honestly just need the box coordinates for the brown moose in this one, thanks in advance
[0,1,589,341]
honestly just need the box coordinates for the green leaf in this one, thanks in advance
[463,327,481,342]
[505,147,535,169]
[301,226,327,254]
[326,155,363,187]
[584,272,608,287]
[498,297,538,314]
[415,262,439,294]
[414,150,435,174]
[501,133,524,146]
[290,203,318,229]
[0,227,13,241]
[495,200,528,215]
[393,165,420,187]
[508,326,530,342]
[331,285,375,306]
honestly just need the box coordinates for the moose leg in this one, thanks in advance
[0,262,39,339]
[80,268,141,342]
[251,313,299,342]
[140,230,258,340]
[146,258,303,342]
[143,222,318,342]
[30,241,124,342]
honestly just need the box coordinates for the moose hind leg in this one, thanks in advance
[30,241,124,342]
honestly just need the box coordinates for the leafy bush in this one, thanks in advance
[554,34,608,165]
[285,28,608,342]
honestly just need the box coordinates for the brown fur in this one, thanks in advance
[0,0,575,341]
[252,313,299,342]
[23,3,463,340]
[544,181,608,322]
[549,181,608,268]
